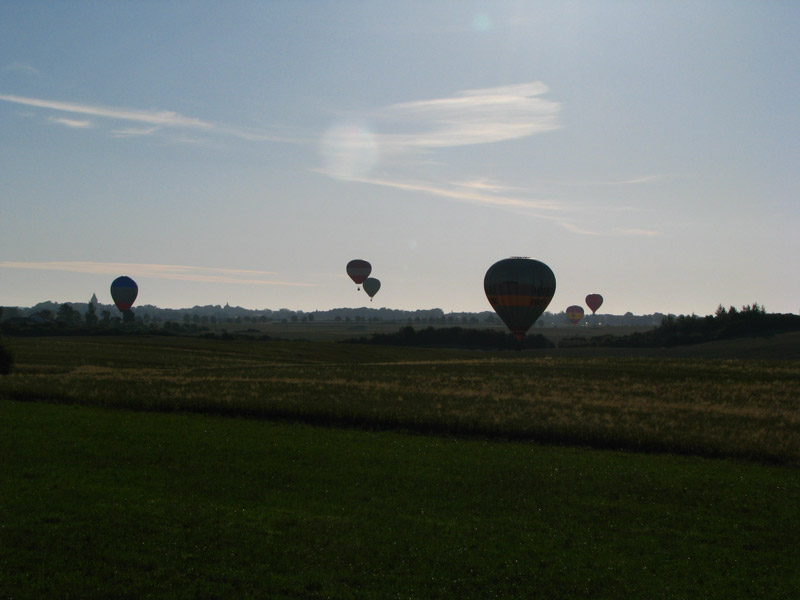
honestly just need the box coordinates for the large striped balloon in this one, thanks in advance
[484,257,556,341]
[110,276,138,312]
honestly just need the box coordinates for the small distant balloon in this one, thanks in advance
[585,294,603,314]
[566,305,584,325]
[110,276,138,312]
[362,277,381,301]
[484,257,556,342]
[346,259,371,290]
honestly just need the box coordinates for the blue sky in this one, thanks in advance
[1,1,798,316]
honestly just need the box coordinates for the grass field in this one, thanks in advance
[3,335,798,464]
[2,335,799,598]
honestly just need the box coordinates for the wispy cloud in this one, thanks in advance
[615,175,664,185]
[559,174,667,187]
[339,173,562,212]
[0,261,317,287]
[323,172,659,236]
[315,83,660,236]
[110,126,159,138]
[4,62,39,75]
[560,223,661,237]
[0,94,212,127]
[613,228,660,237]
[0,94,285,143]
[454,178,523,194]
[318,83,561,178]
[49,117,92,128]
[372,82,561,150]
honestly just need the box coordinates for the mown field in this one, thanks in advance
[3,335,799,464]
[2,335,800,598]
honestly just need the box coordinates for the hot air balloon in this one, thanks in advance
[346,259,371,290]
[484,257,556,343]
[585,294,603,314]
[362,277,380,301]
[566,305,584,325]
[110,276,138,312]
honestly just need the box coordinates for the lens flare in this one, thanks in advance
[319,122,378,179]
[472,13,492,32]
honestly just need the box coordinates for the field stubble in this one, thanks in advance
[2,337,798,464]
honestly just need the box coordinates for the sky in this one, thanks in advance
[1,1,798,316]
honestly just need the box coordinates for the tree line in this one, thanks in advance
[562,304,800,348]
[2,300,670,329]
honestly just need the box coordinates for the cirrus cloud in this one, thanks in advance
[0,93,285,142]
[0,261,317,287]
[373,82,561,150]
[49,116,92,128]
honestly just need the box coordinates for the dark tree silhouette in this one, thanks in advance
[85,301,98,326]
[0,337,13,374]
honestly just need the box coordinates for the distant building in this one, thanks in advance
[90,293,98,305]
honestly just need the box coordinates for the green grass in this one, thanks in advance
[2,400,799,599]
[2,335,800,598]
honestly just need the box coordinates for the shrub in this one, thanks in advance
[0,337,13,374]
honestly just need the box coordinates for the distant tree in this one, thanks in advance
[100,310,111,325]
[0,307,22,321]
[85,301,98,326]
[122,309,135,324]
[56,303,82,326]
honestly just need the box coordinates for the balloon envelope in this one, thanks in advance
[362,277,381,299]
[110,276,138,311]
[566,305,584,325]
[585,294,603,314]
[484,257,556,341]
[346,259,371,285]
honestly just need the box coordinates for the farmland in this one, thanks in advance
[2,334,799,598]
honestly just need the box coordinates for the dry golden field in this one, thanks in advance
[2,335,798,464]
